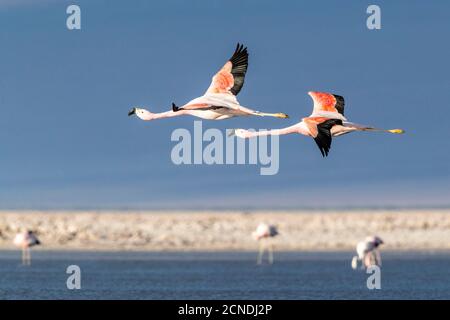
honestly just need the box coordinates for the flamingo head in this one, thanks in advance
[367,235,384,247]
[128,107,154,120]
[27,230,37,236]
[374,236,384,246]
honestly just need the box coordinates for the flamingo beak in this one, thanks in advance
[128,108,137,116]
[228,129,236,137]
[388,129,404,134]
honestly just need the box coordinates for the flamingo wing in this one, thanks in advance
[308,91,345,119]
[303,117,343,157]
[28,233,41,246]
[269,225,279,237]
[205,43,249,96]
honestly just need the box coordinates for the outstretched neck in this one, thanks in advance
[144,109,190,120]
[240,124,306,138]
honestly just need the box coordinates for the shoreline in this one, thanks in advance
[1,248,450,254]
[1,210,449,251]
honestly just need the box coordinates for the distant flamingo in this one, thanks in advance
[128,43,288,121]
[14,230,40,265]
[351,236,384,270]
[252,223,279,265]
[231,91,404,157]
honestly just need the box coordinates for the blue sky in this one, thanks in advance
[0,0,449,209]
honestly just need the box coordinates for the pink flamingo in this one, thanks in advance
[351,236,384,270]
[128,43,288,121]
[252,223,279,264]
[231,91,404,157]
[13,230,41,265]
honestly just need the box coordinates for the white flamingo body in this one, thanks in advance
[14,231,40,265]
[128,44,288,121]
[179,93,252,120]
[14,232,40,247]
[252,223,279,240]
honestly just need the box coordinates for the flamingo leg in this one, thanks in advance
[27,248,31,265]
[363,253,372,268]
[268,243,274,265]
[21,247,26,265]
[257,241,264,265]
[374,249,382,267]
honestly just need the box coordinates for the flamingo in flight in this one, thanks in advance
[231,91,404,157]
[128,43,289,121]
[252,223,279,265]
[13,230,41,265]
[351,236,384,270]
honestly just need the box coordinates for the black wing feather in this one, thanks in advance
[313,119,343,157]
[269,225,279,237]
[229,43,249,96]
[332,94,345,115]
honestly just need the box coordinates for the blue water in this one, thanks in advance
[0,251,449,300]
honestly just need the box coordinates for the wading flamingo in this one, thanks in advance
[252,223,279,265]
[351,236,384,270]
[13,230,41,265]
[128,43,289,121]
[231,91,404,157]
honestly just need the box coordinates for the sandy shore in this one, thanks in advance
[0,210,449,251]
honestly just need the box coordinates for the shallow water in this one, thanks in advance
[0,251,449,300]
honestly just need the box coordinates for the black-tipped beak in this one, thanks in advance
[128,108,136,116]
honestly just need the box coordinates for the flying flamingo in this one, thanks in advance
[128,43,289,121]
[252,223,279,265]
[231,91,404,157]
[351,236,384,270]
[13,230,41,265]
